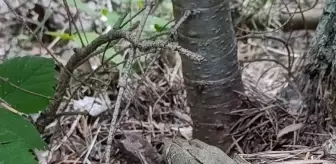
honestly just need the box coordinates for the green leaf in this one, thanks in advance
[0,56,56,114]
[45,32,75,41]
[0,141,38,164]
[146,15,170,30]
[101,8,108,16]
[154,24,168,32]
[137,1,144,8]
[0,108,46,150]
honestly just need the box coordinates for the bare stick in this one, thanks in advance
[103,3,154,163]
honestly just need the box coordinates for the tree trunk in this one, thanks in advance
[298,0,336,125]
[171,0,244,151]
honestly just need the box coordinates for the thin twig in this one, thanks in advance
[104,3,153,163]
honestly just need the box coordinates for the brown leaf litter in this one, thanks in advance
[1,0,336,163]
[40,28,336,163]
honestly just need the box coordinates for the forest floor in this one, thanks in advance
[0,0,335,163]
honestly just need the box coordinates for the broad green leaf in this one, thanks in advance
[0,108,46,150]
[0,56,56,114]
[0,141,38,164]
[45,32,75,40]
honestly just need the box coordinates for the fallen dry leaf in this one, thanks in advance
[277,123,304,139]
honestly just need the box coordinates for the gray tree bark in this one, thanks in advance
[171,0,244,151]
[298,0,336,124]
